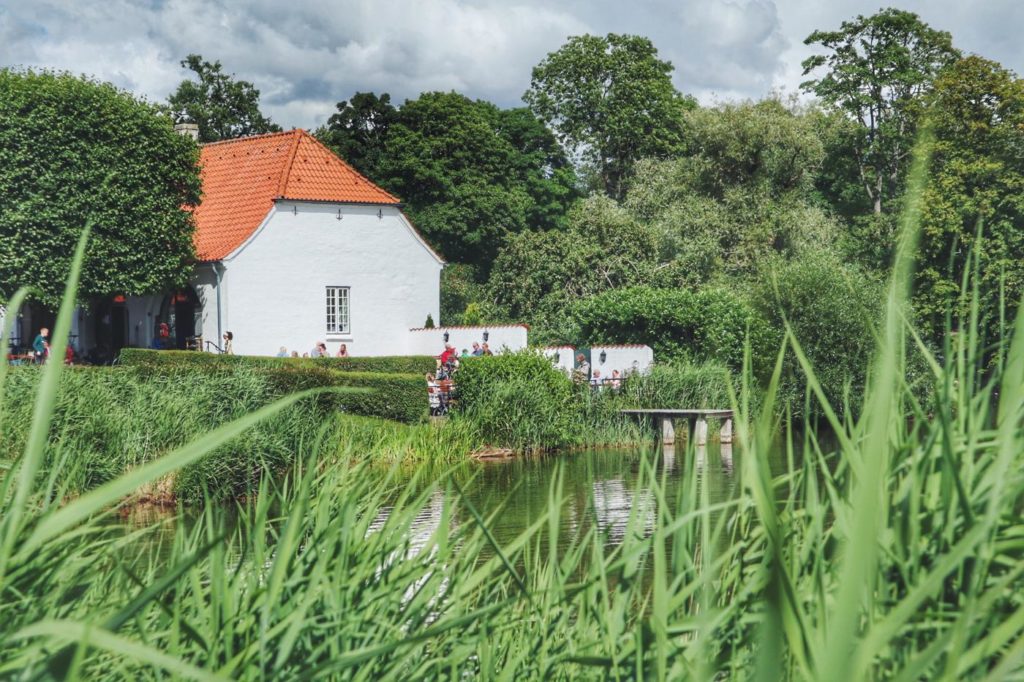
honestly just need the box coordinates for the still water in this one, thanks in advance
[123,440,795,560]
[371,440,795,558]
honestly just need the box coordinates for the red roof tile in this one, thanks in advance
[193,129,401,261]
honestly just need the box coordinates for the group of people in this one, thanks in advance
[275,342,350,359]
[572,352,628,390]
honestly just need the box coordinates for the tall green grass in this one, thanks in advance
[6,135,1024,679]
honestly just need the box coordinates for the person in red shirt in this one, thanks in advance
[438,343,456,366]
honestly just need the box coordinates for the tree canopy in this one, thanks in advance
[168,54,281,143]
[0,70,202,307]
[524,33,694,199]
[317,91,578,268]
[915,56,1024,344]
[801,9,959,216]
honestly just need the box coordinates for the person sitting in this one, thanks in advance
[290,351,300,358]
[591,369,602,388]
[336,343,349,357]
[276,346,288,358]
[461,348,470,358]
[481,343,493,356]
[310,341,326,358]
[610,369,622,389]
[470,342,483,357]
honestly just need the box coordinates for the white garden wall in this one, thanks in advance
[407,325,528,357]
[589,344,654,378]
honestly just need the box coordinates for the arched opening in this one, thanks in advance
[158,287,201,350]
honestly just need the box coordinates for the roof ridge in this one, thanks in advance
[276,129,304,198]
[201,129,300,148]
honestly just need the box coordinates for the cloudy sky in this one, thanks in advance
[2,1,1021,129]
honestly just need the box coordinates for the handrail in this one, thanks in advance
[204,340,224,354]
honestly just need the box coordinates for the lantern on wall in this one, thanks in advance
[443,331,449,343]
[599,350,607,365]
[482,330,489,342]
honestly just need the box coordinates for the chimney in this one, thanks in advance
[174,122,199,141]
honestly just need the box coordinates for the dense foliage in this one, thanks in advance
[167,54,281,142]
[572,286,776,377]
[524,33,694,198]
[0,70,201,307]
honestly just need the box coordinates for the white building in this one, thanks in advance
[72,130,444,358]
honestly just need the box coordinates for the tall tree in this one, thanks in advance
[0,70,201,307]
[314,92,398,179]
[168,54,281,143]
[801,9,959,215]
[524,33,693,199]
[915,56,1024,345]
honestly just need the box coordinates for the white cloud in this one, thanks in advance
[1,0,1022,128]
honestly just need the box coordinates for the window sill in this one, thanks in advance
[326,333,353,341]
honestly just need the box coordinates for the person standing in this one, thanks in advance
[222,331,234,355]
[32,327,49,364]
[573,353,590,384]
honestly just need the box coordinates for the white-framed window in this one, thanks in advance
[326,286,350,334]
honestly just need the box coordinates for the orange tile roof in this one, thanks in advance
[192,129,401,261]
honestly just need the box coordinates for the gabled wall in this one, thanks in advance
[211,201,442,356]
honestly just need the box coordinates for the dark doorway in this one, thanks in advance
[160,288,201,350]
[93,297,129,362]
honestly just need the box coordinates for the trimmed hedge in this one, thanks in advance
[252,365,427,424]
[118,349,437,375]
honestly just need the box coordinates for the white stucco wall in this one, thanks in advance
[590,344,654,378]
[212,202,442,356]
[540,345,576,375]
[407,325,528,356]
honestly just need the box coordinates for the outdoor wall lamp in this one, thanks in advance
[553,352,560,363]
[443,331,449,342]
[377,208,383,219]
[599,350,607,364]
[482,331,489,342]
[336,209,343,221]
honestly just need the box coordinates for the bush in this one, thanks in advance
[454,351,578,450]
[620,362,735,410]
[119,348,436,375]
[749,251,883,410]
[0,366,331,500]
[572,286,777,378]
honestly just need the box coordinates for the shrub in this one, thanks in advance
[749,251,883,409]
[454,351,577,449]
[119,348,436,375]
[620,362,735,410]
[572,286,777,378]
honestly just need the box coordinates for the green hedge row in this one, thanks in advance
[118,349,437,376]
[251,365,428,424]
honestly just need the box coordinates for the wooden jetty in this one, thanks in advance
[620,409,733,445]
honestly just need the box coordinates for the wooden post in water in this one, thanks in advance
[661,417,675,445]
[720,418,733,444]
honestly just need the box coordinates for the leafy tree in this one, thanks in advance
[315,92,398,179]
[749,250,883,410]
[373,92,577,267]
[486,195,659,341]
[801,9,959,216]
[0,70,202,307]
[524,33,694,199]
[624,100,838,285]
[168,54,281,142]
[914,56,1024,346]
